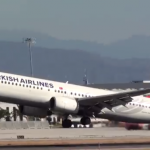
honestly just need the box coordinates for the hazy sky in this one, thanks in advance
[0,0,150,44]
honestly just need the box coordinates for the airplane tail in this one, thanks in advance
[141,94,150,103]
[83,69,89,85]
[145,95,150,98]
[83,75,89,85]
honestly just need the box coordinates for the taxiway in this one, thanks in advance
[0,127,149,140]
[0,127,150,149]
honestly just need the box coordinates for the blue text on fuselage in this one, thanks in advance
[0,75,54,88]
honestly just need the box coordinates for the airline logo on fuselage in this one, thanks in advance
[0,75,54,88]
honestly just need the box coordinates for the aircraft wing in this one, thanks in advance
[78,89,150,111]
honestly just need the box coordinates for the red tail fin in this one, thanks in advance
[145,95,150,98]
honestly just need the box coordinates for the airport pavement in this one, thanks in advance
[0,127,150,149]
[0,145,150,150]
[0,127,150,140]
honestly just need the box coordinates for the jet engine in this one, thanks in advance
[49,97,79,114]
[19,105,52,118]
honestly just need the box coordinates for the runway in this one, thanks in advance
[0,145,150,150]
[0,127,150,149]
[0,127,150,139]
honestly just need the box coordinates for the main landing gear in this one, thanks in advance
[62,119,72,128]
[80,116,91,126]
[62,116,91,128]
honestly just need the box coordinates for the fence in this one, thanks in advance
[0,121,50,130]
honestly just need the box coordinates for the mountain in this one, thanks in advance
[102,35,150,58]
[0,29,104,55]
[0,40,150,84]
[0,30,149,58]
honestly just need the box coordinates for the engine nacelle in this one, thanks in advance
[50,97,79,114]
[19,105,52,118]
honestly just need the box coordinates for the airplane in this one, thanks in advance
[132,80,150,83]
[0,72,150,128]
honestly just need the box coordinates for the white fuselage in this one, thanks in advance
[0,72,150,123]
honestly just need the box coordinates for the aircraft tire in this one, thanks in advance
[80,116,91,126]
[62,119,72,128]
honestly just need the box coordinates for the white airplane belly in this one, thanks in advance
[0,84,51,108]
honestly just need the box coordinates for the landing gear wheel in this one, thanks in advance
[80,117,91,126]
[62,119,72,128]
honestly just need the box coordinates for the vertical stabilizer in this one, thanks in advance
[83,69,89,85]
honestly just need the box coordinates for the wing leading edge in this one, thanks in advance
[78,89,150,111]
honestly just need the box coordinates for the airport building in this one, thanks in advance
[87,82,150,91]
